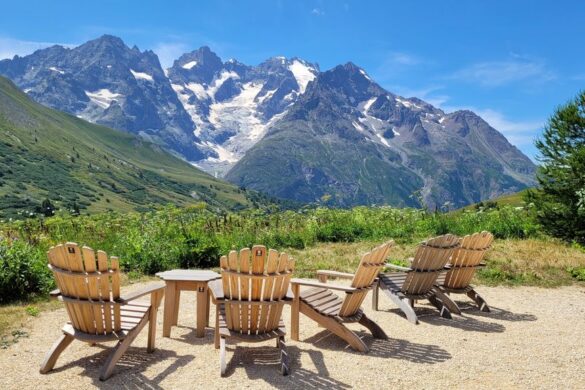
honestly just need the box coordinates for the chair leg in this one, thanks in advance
[358,313,388,339]
[214,305,220,349]
[291,284,300,341]
[433,287,461,315]
[372,281,379,311]
[278,336,289,376]
[40,333,74,374]
[219,337,227,377]
[467,288,490,312]
[147,305,157,353]
[381,288,419,324]
[300,302,368,352]
[428,295,453,319]
[100,315,149,381]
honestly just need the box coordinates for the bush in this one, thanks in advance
[0,203,541,303]
[0,239,52,303]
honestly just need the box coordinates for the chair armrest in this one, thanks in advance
[119,282,165,303]
[49,289,61,299]
[316,270,355,280]
[208,279,224,302]
[385,263,412,272]
[291,278,357,293]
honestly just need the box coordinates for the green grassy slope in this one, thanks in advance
[460,189,531,211]
[0,76,254,218]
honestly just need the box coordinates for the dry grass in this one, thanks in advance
[482,238,585,286]
[0,299,61,348]
[287,238,585,286]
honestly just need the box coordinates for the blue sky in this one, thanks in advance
[1,0,584,160]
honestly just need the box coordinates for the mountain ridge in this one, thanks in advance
[226,63,536,208]
[0,35,537,208]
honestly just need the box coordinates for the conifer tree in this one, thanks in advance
[527,92,585,243]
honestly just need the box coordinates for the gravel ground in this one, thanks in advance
[2,283,584,389]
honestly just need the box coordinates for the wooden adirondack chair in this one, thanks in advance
[40,243,165,381]
[372,234,460,324]
[209,245,295,376]
[437,231,494,312]
[290,241,393,353]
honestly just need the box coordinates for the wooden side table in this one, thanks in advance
[156,269,220,338]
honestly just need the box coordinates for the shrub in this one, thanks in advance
[0,239,52,303]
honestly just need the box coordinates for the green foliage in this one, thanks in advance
[528,91,585,244]
[0,239,52,303]
[0,76,264,219]
[40,199,55,217]
[568,267,585,281]
[0,203,540,303]
[25,306,40,317]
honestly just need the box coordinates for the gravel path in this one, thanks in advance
[2,284,584,389]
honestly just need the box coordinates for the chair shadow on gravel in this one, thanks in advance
[457,304,538,322]
[303,330,451,364]
[382,304,507,333]
[174,325,218,345]
[419,312,506,333]
[50,344,194,389]
[222,344,351,389]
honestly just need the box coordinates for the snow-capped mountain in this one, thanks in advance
[227,63,536,208]
[0,35,203,160]
[0,35,536,207]
[167,47,319,175]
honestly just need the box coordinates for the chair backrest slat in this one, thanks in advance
[97,250,113,333]
[338,241,394,317]
[219,246,294,335]
[82,246,103,334]
[403,234,459,295]
[47,243,121,335]
[444,231,494,289]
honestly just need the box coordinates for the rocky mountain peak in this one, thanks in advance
[169,46,223,84]
[0,34,537,209]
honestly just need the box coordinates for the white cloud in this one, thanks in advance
[311,8,324,15]
[0,37,75,60]
[153,42,191,68]
[373,51,425,83]
[450,59,555,87]
[386,52,421,66]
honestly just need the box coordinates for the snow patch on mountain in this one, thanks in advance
[201,141,238,163]
[208,70,240,97]
[209,82,265,140]
[359,69,371,81]
[363,97,377,113]
[185,82,208,100]
[182,60,198,70]
[130,69,154,82]
[396,97,423,110]
[288,60,316,93]
[85,89,123,109]
[356,97,398,148]
[49,66,65,74]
